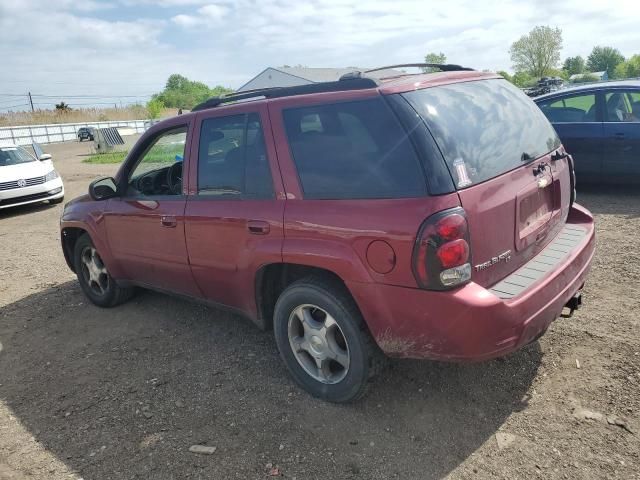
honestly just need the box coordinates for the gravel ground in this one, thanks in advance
[0,140,639,480]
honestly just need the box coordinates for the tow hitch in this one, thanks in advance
[562,292,582,318]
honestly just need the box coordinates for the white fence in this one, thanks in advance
[0,119,153,147]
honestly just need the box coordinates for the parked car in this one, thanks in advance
[77,127,95,142]
[0,144,64,209]
[535,80,640,183]
[60,67,595,402]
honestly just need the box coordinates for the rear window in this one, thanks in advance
[403,79,561,188]
[283,98,427,199]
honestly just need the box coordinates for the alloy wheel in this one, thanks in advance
[287,304,350,384]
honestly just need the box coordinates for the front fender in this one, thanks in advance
[60,199,122,278]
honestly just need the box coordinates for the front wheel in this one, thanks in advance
[73,234,135,307]
[273,277,385,403]
[49,196,64,205]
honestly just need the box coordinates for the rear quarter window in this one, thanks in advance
[403,79,561,188]
[282,98,427,200]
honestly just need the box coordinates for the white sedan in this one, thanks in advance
[0,144,64,210]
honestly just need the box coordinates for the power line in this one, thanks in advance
[31,94,154,98]
[0,93,154,98]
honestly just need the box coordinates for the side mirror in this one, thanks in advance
[39,153,52,161]
[89,177,118,201]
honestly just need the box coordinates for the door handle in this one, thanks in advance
[160,215,177,227]
[247,220,270,235]
[614,132,625,140]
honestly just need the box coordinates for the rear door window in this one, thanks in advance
[538,93,598,123]
[282,98,427,199]
[403,79,561,188]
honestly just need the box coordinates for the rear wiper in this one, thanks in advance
[520,152,535,163]
[551,150,569,162]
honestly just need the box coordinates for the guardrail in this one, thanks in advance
[0,119,155,147]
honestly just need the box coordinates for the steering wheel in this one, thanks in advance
[166,162,183,195]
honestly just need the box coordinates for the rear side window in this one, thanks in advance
[283,98,427,199]
[403,79,561,188]
[197,113,273,198]
[537,93,597,122]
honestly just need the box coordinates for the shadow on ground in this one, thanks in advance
[577,184,640,218]
[0,201,57,220]
[0,282,542,479]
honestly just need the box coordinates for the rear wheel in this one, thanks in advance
[73,234,134,307]
[273,276,385,402]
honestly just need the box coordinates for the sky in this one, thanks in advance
[1,0,639,111]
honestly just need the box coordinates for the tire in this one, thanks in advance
[273,276,385,403]
[73,233,135,307]
[49,196,64,205]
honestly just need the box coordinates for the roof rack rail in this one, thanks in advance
[339,63,474,81]
[192,77,379,112]
[366,63,474,73]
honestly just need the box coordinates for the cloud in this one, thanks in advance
[1,0,639,112]
[171,4,229,27]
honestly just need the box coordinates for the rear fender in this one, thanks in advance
[282,238,374,284]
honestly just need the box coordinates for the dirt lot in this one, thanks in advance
[1,140,639,480]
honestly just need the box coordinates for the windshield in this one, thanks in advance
[402,79,561,188]
[0,146,37,167]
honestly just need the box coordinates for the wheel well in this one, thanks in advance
[61,227,86,272]
[256,264,352,330]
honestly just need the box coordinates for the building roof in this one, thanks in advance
[237,66,408,91]
[275,66,406,82]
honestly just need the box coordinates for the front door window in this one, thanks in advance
[127,127,187,196]
[605,91,640,122]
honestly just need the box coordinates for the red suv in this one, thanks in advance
[60,65,595,402]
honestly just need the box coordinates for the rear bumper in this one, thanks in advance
[348,203,595,361]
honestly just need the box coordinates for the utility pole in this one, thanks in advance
[28,92,34,112]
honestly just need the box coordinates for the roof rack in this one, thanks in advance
[367,63,474,73]
[339,63,474,81]
[192,77,379,112]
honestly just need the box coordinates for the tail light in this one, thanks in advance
[412,207,472,290]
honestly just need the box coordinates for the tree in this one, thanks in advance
[422,52,447,72]
[548,68,569,81]
[571,73,599,84]
[509,26,562,78]
[153,74,233,110]
[511,71,536,88]
[55,102,71,112]
[146,98,165,119]
[496,70,512,82]
[562,56,585,76]
[587,46,625,77]
[613,54,640,79]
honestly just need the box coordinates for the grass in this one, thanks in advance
[83,144,185,164]
[84,151,128,164]
[0,106,180,127]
